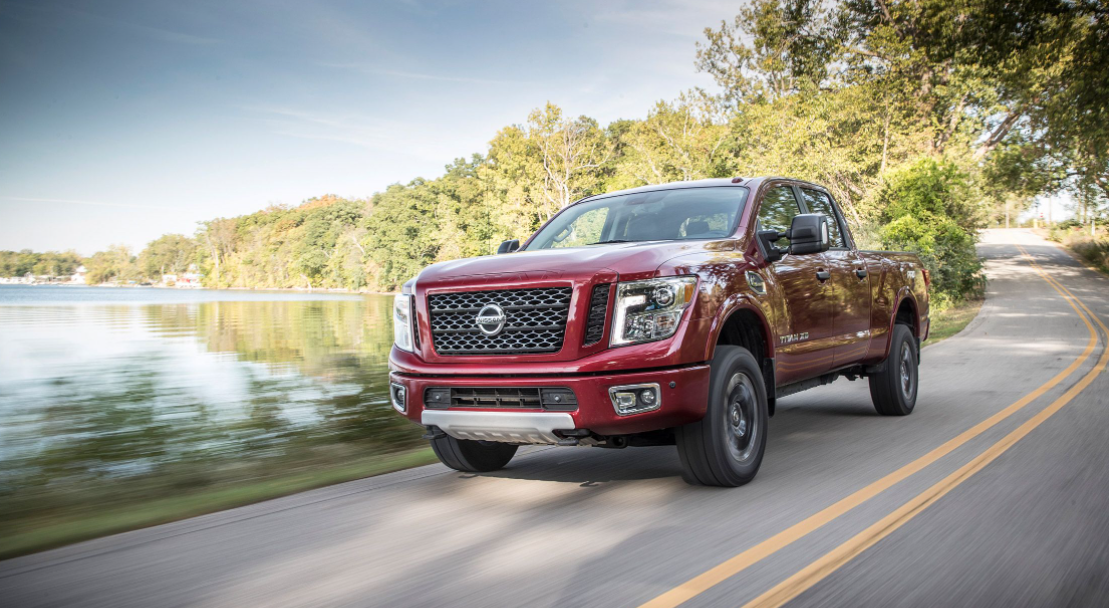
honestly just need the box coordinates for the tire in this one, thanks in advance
[676,345,769,487]
[870,323,918,416]
[430,435,518,473]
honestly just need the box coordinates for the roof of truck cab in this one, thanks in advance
[571,176,824,206]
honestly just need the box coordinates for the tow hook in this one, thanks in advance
[556,428,590,446]
[421,426,446,440]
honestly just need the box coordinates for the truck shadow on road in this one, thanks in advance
[452,393,884,488]
[477,446,685,486]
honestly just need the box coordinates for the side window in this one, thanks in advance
[549,207,608,248]
[800,189,846,248]
[757,186,801,247]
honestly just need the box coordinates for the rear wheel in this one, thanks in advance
[430,435,518,472]
[870,323,918,416]
[676,345,769,487]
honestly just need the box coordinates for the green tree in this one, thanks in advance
[877,158,984,303]
[361,181,440,290]
[0,250,81,278]
[139,234,197,279]
[614,92,733,186]
[84,245,139,284]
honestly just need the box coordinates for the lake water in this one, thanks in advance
[0,285,421,538]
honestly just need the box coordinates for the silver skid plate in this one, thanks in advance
[421,410,575,444]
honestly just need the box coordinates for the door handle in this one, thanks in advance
[855,268,868,279]
[816,270,831,282]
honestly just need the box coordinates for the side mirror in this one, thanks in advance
[757,229,784,262]
[496,239,520,254]
[788,214,830,255]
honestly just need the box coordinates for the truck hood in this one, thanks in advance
[414,239,738,286]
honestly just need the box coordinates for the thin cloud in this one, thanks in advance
[322,62,521,86]
[246,105,455,162]
[14,2,219,45]
[592,0,737,37]
[0,196,189,212]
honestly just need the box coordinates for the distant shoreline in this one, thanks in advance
[0,282,400,296]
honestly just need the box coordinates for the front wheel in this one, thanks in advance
[676,345,769,487]
[869,323,918,416]
[430,435,518,472]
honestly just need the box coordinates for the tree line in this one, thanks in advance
[0,250,83,279]
[5,1,1106,308]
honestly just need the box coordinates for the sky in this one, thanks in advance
[0,0,738,255]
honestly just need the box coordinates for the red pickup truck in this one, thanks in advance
[389,177,929,486]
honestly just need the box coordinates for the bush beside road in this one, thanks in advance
[1048,226,1109,277]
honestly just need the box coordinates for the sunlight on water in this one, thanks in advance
[0,285,420,538]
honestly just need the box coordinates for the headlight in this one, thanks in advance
[610,276,697,346]
[393,294,414,352]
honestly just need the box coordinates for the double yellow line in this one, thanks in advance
[641,245,1107,608]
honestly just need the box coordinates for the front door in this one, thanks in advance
[756,185,835,384]
[799,187,872,367]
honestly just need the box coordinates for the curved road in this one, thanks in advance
[3,229,1108,607]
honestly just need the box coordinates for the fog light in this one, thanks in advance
[390,383,407,413]
[609,383,661,416]
[614,392,637,410]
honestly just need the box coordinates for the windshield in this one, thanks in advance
[524,186,750,250]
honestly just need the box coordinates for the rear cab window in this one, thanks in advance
[799,188,847,249]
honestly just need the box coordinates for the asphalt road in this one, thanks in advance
[3,229,1107,608]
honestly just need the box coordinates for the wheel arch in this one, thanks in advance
[709,298,774,360]
[708,298,777,413]
[878,288,921,362]
[893,288,920,335]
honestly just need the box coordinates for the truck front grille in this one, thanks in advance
[428,287,572,355]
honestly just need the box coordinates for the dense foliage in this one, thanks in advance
[0,250,82,278]
[197,196,370,290]
[7,1,1107,307]
[1049,222,1109,275]
[83,245,142,285]
[876,159,985,304]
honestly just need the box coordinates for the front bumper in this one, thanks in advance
[391,364,711,443]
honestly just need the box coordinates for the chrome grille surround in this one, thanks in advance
[582,284,611,346]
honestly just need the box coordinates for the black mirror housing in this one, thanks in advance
[757,229,784,262]
[497,239,520,254]
[788,214,831,255]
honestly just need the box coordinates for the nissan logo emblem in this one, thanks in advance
[474,303,507,336]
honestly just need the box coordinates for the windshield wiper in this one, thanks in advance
[586,239,634,245]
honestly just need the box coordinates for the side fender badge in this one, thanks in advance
[746,271,766,295]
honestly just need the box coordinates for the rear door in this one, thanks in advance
[798,187,872,367]
[756,184,835,384]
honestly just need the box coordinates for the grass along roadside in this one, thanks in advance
[1056,239,1109,278]
[925,296,984,346]
[1,448,437,561]
[1043,227,1109,278]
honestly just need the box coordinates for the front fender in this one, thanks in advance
[701,293,775,362]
